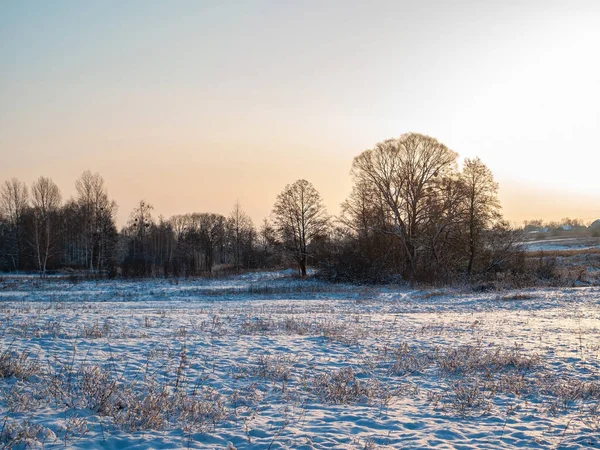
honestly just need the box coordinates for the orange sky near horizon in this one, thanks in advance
[1,1,599,227]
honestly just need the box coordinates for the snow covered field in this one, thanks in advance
[521,237,600,253]
[2,272,600,449]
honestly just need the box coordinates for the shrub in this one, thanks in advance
[312,367,374,403]
[0,350,40,379]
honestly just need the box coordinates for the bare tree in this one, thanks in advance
[0,178,29,270]
[483,220,523,275]
[340,178,389,238]
[351,133,457,279]
[128,200,154,235]
[153,215,176,277]
[127,200,154,273]
[257,218,279,269]
[170,214,189,242]
[30,177,62,277]
[75,171,116,272]
[227,201,255,272]
[420,174,467,279]
[174,213,226,274]
[198,213,226,274]
[168,214,190,275]
[461,157,501,277]
[272,179,329,277]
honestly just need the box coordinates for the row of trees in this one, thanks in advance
[522,218,590,233]
[0,171,118,276]
[1,133,518,282]
[0,172,280,277]
[119,201,280,277]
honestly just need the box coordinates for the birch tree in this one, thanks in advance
[227,201,255,272]
[30,177,62,277]
[0,178,29,271]
[75,171,116,272]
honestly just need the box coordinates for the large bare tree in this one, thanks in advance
[461,157,501,277]
[75,171,117,272]
[351,133,457,278]
[272,179,329,277]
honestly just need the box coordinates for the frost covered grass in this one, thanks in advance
[1,273,600,448]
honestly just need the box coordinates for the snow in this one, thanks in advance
[521,237,600,252]
[1,273,600,448]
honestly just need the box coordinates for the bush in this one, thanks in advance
[0,350,40,379]
[312,367,375,403]
[317,236,400,284]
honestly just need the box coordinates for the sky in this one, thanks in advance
[1,0,599,227]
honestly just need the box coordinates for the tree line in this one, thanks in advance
[522,218,594,234]
[0,171,279,278]
[0,133,520,283]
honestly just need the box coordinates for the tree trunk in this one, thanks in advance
[467,246,474,278]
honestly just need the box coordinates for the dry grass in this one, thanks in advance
[2,283,600,448]
[498,292,538,301]
[312,367,377,404]
[528,248,600,258]
[0,349,40,380]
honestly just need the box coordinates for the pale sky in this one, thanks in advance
[1,0,599,227]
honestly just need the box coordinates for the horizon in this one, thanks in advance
[2,1,599,227]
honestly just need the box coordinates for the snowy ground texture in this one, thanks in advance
[2,272,600,449]
[521,237,600,252]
